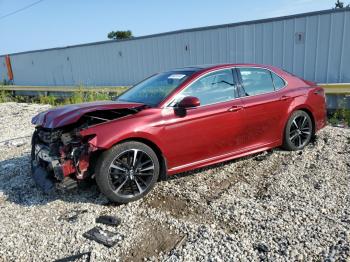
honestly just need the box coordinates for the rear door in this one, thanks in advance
[161,68,246,170]
[236,67,292,148]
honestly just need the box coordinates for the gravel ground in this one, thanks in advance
[0,102,349,262]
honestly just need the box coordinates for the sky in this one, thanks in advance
[0,0,337,55]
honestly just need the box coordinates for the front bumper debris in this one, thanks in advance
[31,142,78,192]
[31,161,79,193]
[31,126,95,193]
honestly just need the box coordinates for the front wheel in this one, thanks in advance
[95,141,160,204]
[283,110,313,151]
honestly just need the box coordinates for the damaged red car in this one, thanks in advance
[31,64,327,203]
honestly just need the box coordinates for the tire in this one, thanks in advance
[283,110,313,151]
[95,141,160,204]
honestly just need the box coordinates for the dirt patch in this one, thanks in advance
[144,193,238,234]
[123,222,184,262]
[254,179,272,200]
[205,170,249,203]
[145,194,212,221]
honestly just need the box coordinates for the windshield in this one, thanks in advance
[117,70,197,106]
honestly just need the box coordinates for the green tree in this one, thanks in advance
[335,0,350,8]
[107,30,133,40]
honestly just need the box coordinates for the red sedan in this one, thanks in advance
[31,64,327,203]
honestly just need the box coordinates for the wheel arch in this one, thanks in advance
[291,105,316,135]
[298,108,316,135]
[115,137,168,181]
[281,106,315,150]
[282,105,316,142]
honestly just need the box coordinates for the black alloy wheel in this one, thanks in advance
[283,110,313,151]
[108,149,155,197]
[95,141,159,203]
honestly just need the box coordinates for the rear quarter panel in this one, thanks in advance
[304,87,327,131]
[283,86,326,135]
[276,67,326,129]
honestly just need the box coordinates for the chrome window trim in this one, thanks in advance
[165,66,288,108]
[236,66,288,98]
[165,67,240,108]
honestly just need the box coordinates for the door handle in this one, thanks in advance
[228,105,243,112]
[280,95,292,101]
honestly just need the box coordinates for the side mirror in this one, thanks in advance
[178,96,200,108]
[174,96,200,117]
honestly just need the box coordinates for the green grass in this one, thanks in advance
[329,97,350,127]
[0,89,12,103]
[0,86,127,106]
[329,108,350,127]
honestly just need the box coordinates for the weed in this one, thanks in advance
[0,86,127,106]
[39,95,57,106]
[0,89,11,102]
[329,97,350,127]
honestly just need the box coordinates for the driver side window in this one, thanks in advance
[176,69,236,106]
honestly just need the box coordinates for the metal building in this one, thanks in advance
[1,8,349,86]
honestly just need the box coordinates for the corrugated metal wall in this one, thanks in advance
[1,9,349,86]
[0,56,7,83]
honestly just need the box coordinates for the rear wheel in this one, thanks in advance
[283,110,313,151]
[95,141,159,203]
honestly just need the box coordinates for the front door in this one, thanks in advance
[160,68,246,170]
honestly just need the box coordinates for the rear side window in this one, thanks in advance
[271,72,286,90]
[238,68,275,96]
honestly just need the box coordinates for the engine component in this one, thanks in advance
[37,129,62,144]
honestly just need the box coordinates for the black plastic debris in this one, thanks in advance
[255,243,269,253]
[96,215,121,226]
[83,226,122,248]
[59,209,88,223]
[314,182,322,190]
[56,177,78,191]
[54,252,91,262]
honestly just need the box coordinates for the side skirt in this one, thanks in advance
[167,140,281,175]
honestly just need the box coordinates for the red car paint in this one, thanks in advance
[33,64,327,177]
[32,100,144,128]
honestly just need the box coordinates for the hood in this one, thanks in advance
[32,100,144,129]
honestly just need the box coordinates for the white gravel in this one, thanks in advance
[0,102,349,261]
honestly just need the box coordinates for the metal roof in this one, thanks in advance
[1,8,349,57]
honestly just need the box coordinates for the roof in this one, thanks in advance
[1,8,349,57]
[175,63,279,71]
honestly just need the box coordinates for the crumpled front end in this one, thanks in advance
[30,102,146,192]
[31,126,98,192]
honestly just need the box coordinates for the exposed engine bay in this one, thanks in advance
[31,108,142,192]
